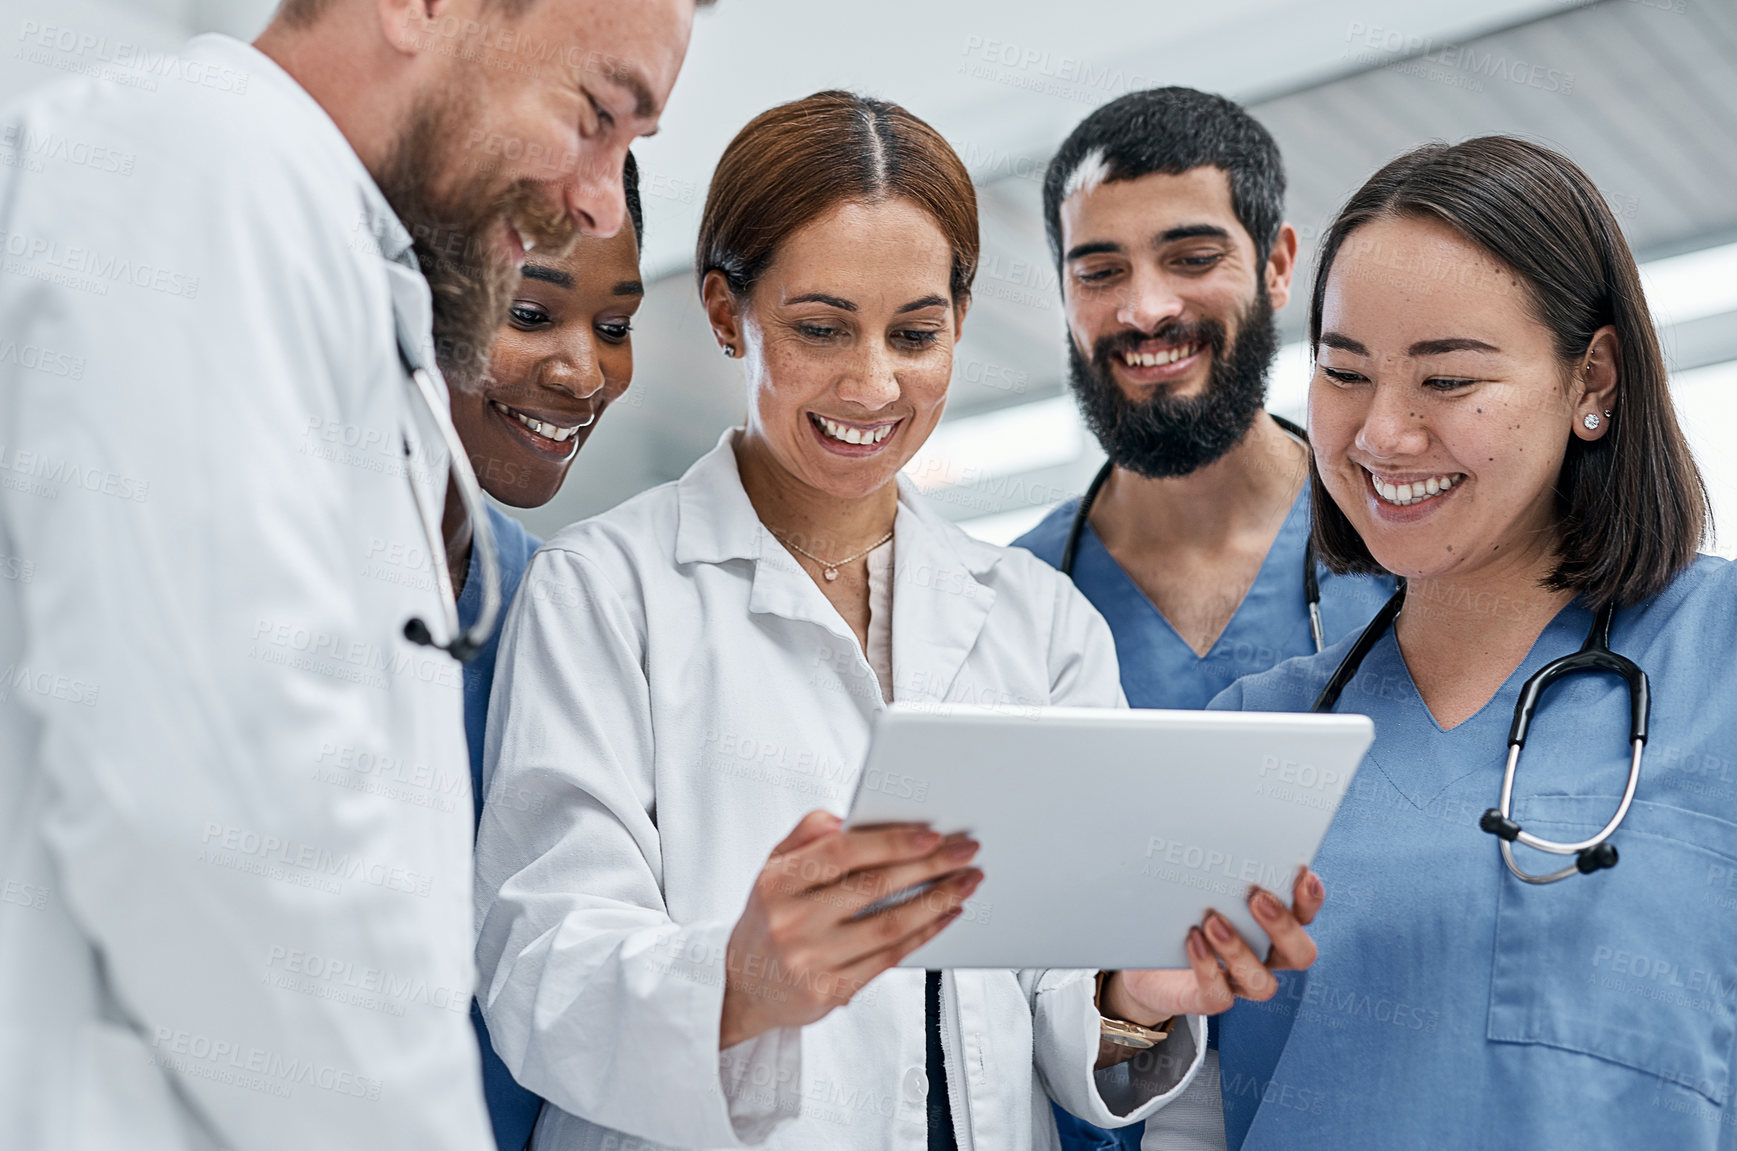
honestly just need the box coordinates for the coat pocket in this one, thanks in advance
[1487,796,1737,1105]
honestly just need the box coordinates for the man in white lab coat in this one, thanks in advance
[0,2,693,1149]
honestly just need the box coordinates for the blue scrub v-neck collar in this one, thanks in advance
[1344,597,1595,810]
[1372,593,1592,735]
[1076,484,1310,663]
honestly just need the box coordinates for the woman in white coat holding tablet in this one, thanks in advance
[474,91,1322,1151]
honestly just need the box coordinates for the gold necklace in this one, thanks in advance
[772,527,894,582]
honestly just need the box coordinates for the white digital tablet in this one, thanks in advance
[844,704,1373,969]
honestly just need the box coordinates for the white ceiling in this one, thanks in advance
[633,0,1574,278]
[9,0,1569,274]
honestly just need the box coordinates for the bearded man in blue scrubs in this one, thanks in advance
[1014,88,1392,1150]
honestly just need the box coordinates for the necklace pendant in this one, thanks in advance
[823,567,839,581]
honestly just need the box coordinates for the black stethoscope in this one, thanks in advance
[1310,584,1649,884]
[1058,415,1327,654]
[394,321,501,664]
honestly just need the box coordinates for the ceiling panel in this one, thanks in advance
[1260,0,1737,351]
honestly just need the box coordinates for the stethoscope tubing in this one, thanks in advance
[1316,588,1648,884]
[396,339,501,664]
[1059,415,1325,655]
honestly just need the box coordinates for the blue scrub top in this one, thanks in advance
[457,503,544,1151]
[1209,554,1737,1151]
[1015,485,1394,710]
[1016,484,1392,1150]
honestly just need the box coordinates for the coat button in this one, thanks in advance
[902,1066,929,1102]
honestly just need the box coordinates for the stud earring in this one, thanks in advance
[722,346,735,358]
[1583,412,1601,431]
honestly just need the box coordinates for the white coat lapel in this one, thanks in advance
[889,479,1000,705]
[674,431,861,648]
[745,537,865,646]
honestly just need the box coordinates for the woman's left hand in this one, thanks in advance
[1105,867,1325,1031]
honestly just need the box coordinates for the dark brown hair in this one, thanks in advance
[1309,135,1707,608]
[697,90,979,304]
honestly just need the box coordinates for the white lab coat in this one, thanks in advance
[475,431,1205,1151]
[0,36,491,1151]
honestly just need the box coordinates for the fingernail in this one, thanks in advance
[913,829,941,849]
[1207,914,1234,944]
[1252,890,1283,919]
[947,838,980,860]
[1308,874,1324,900]
[958,870,984,893]
[1187,928,1208,960]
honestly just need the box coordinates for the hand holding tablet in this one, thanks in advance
[1099,864,1324,1050]
[717,811,983,1050]
[720,704,1369,1048]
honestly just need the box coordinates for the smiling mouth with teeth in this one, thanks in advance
[492,400,590,444]
[1368,469,1461,507]
[1121,343,1201,368]
[812,414,895,446]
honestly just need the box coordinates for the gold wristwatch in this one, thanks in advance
[1095,970,1174,1050]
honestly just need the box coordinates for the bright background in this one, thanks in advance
[4,0,1733,551]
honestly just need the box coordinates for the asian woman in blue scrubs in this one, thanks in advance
[445,159,646,1151]
[1210,135,1736,1149]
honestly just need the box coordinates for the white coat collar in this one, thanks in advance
[187,35,416,272]
[187,38,442,385]
[674,429,1006,703]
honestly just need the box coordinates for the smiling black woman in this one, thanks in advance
[438,153,648,606]
[439,153,645,1151]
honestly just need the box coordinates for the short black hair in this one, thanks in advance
[623,150,644,250]
[1042,87,1285,272]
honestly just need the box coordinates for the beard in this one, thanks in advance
[374,85,578,393]
[1068,287,1279,479]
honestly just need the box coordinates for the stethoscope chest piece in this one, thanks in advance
[398,360,500,665]
[1316,590,1649,885]
[1478,601,1648,884]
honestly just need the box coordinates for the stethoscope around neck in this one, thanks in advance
[393,323,501,664]
[1058,414,1328,654]
[1311,584,1650,884]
